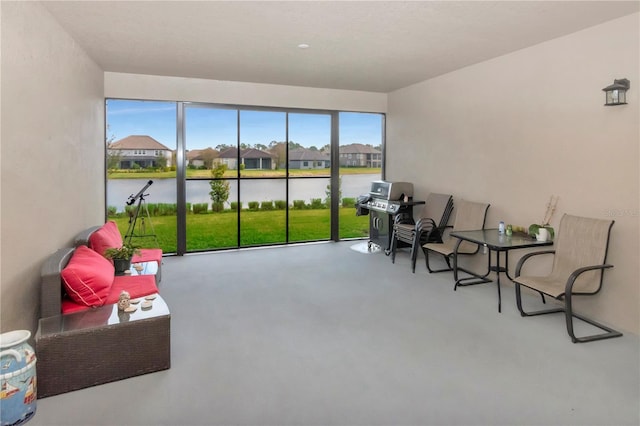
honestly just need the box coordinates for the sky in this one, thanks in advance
[106,99,383,151]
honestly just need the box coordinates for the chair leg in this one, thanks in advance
[564,292,623,343]
[516,284,622,343]
[423,247,453,274]
[515,283,563,317]
[410,239,419,273]
[390,230,397,264]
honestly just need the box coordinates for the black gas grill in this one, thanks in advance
[359,181,424,254]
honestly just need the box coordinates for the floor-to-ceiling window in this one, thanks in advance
[106,99,382,254]
[105,99,178,253]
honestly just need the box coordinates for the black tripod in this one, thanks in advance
[124,180,159,247]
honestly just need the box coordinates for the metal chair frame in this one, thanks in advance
[513,215,621,343]
[390,193,454,273]
[423,200,490,274]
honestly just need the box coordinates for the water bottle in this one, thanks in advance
[498,221,505,235]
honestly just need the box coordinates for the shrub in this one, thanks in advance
[193,203,208,214]
[342,197,356,208]
[230,201,239,211]
[293,200,307,210]
[310,198,325,209]
[260,201,274,211]
[186,203,192,214]
[211,202,224,213]
[248,201,259,210]
[107,206,118,217]
[274,200,287,210]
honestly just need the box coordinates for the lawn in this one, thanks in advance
[112,208,369,252]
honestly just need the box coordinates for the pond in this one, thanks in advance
[108,174,378,211]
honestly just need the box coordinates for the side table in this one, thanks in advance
[35,294,170,398]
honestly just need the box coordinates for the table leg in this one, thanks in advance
[495,251,503,313]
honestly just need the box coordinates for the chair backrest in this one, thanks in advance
[551,214,614,294]
[441,199,490,252]
[452,199,490,231]
[421,193,454,228]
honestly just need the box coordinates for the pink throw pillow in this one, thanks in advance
[61,245,114,307]
[89,221,123,257]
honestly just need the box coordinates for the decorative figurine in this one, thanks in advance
[117,290,131,311]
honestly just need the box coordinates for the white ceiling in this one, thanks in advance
[42,1,639,93]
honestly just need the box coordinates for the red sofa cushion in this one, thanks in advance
[61,246,114,308]
[61,275,159,314]
[89,221,123,257]
[132,248,163,265]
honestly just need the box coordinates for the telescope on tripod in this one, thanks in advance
[124,180,159,247]
[127,180,153,205]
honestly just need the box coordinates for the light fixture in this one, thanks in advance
[602,78,630,106]
[297,43,310,49]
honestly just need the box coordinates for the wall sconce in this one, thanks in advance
[602,78,630,106]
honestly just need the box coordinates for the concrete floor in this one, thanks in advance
[30,241,640,425]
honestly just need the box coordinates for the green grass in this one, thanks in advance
[108,167,380,179]
[113,208,369,252]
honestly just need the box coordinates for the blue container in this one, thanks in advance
[1,330,37,426]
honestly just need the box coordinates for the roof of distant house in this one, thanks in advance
[110,135,171,151]
[339,143,381,154]
[187,148,218,160]
[219,147,274,159]
[289,148,330,161]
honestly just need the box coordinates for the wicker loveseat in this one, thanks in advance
[35,244,170,398]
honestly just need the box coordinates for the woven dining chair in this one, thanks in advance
[512,214,621,343]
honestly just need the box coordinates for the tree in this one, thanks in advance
[209,164,230,212]
[199,147,219,169]
[106,127,122,173]
[215,143,233,151]
[324,176,342,207]
[269,142,287,169]
[154,153,167,169]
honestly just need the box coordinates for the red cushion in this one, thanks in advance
[132,248,163,264]
[89,221,123,257]
[61,246,114,308]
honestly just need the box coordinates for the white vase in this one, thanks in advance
[536,228,549,242]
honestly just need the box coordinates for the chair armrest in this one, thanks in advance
[515,250,556,277]
[416,218,437,233]
[566,264,613,294]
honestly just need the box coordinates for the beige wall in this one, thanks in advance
[0,2,105,333]
[105,72,387,113]
[387,14,639,333]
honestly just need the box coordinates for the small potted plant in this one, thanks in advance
[104,244,141,275]
[529,195,559,241]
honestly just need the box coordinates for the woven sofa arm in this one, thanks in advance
[40,247,75,318]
